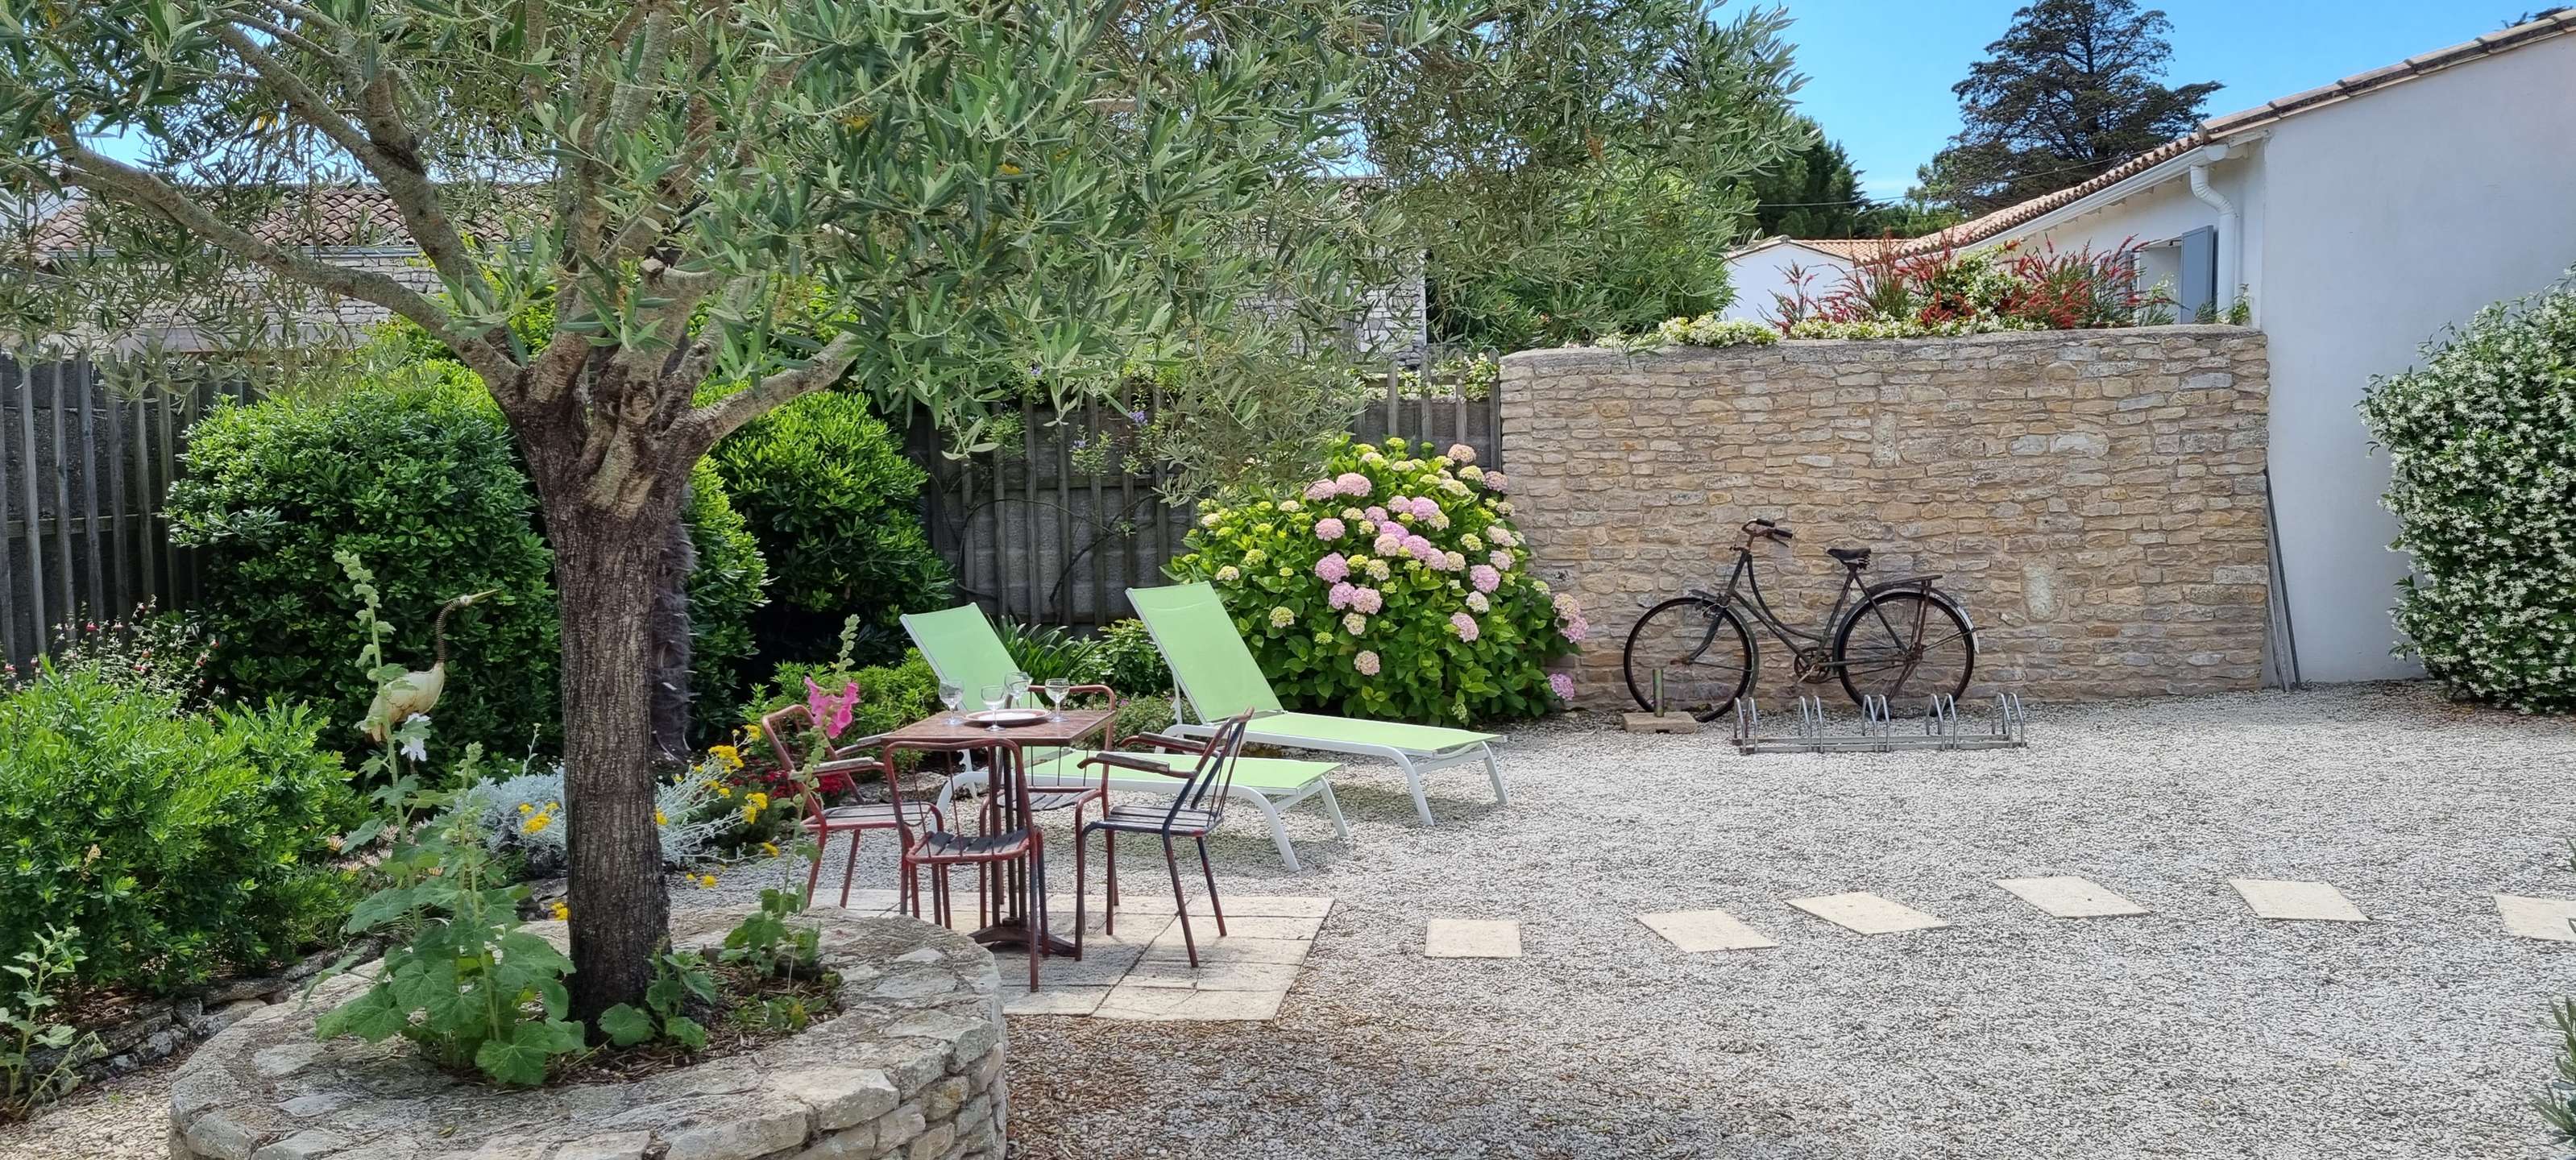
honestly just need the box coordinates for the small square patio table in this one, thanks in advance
[877,706,1116,964]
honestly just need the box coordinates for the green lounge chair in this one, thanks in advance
[899,604,1349,871]
[1126,582,1506,826]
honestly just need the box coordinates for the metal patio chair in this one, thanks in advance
[760,704,935,909]
[1072,710,1255,967]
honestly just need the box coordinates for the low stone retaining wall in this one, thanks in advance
[1501,326,2273,703]
[32,939,384,1095]
[166,908,1004,1160]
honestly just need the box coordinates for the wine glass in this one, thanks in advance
[1007,670,1031,711]
[980,684,1007,731]
[1044,677,1070,722]
[938,682,964,727]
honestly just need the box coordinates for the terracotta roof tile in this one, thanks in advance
[1883,10,2576,257]
[19,184,541,256]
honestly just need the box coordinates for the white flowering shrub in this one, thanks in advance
[2358,275,2576,711]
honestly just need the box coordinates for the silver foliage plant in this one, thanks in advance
[445,764,732,880]
[2360,271,2576,713]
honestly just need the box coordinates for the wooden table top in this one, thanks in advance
[876,707,1116,750]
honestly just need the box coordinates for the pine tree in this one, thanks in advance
[1914,0,2221,215]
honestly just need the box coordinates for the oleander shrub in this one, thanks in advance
[1757,238,2166,339]
[0,670,361,991]
[709,392,951,665]
[2360,276,2576,711]
[1168,435,1583,724]
[168,368,563,760]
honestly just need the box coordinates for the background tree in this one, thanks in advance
[1743,119,1960,241]
[1912,0,2221,216]
[1359,0,1807,350]
[0,0,1463,1021]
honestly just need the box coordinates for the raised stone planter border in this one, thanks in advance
[30,938,386,1095]
[165,908,1005,1160]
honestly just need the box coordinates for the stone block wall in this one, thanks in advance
[1500,325,2271,703]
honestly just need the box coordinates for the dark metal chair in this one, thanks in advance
[1072,710,1255,967]
[760,704,935,909]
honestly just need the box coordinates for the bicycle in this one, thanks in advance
[1622,519,1979,721]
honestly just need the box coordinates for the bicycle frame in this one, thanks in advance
[1690,543,1864,655]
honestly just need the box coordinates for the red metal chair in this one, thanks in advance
[881,736,1049,991]
[760,704,938,909]
[1073,710,1255,967]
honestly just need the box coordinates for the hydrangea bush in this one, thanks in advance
[2359,276,2576,711]
[1170,436,1583,723]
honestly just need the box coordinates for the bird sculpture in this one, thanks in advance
[361,590,498,744]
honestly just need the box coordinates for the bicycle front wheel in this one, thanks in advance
[1623,598,1757,721]
[1832,590,1976,707]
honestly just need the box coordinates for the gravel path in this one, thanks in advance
[10,682,2570,1159]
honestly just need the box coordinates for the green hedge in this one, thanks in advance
[2361,276,2576,711]
[682,461,770,731]
[169,367,564,760]
[0,670,361,991]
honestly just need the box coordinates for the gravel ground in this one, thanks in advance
[10,682,2570,1160]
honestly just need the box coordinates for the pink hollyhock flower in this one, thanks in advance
[1304,479,1338,502]
[1447,442,1476,465]
[1490,549,1516,570]
[1334,472,1373,497]
[1549,672,1575,702]
[1315,517,1346,542]
[1469,564,1501,593]
[1328,581,1358,610]
[803,676,858,739]
[1354,650,1381,676]
[1449,611,1480,643]
[1365,505,1389,523]
[1373,532,1406,557]
[1315,553,1350,583]
[1351,586,1383,614]
[1482,470,1508,492]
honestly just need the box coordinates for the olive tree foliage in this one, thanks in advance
[1355,0,1808,351]
[0,0,1469,1020]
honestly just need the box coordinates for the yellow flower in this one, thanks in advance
[742,724,762,743]
[741,804,760,825]
[696,874,718,889]
[708,744,744,771]
[655,810,668,826]
[716,784,732,798]
[760,842,780,858]
[523,813,552,834]
[998,162,1023,175]
[748,791,769,809]
[517,803,533,814]
[549,901,569,921]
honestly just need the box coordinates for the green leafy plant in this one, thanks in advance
[595,947,717,1052]
[2544,998,2576,1143]
[1170,436,1582,724]
[738,648,941,764]
[2359,274,2576,711]
[719,889,823,980]
[168,368,563,762]
[682,462,771,739]
[3,602,219,707]
[1078,619,1175,698]
[994,618,1094,683]
[0,668,360,991]
[1,927,97,1121]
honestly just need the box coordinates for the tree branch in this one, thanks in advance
[678,328,867,452]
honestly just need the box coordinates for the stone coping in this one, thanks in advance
[167,908,1005,1160]
[1500,323,2263,371]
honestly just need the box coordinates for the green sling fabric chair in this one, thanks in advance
[1125,582,1506,826]
[899,604,1348,871]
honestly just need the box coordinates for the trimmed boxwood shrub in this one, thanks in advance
[2360,275,2576,712]
[1168,435,1582,724]
[0,669,361,991]
[709,392,950,664]
[169,366,564,760]
[682,461,769,731]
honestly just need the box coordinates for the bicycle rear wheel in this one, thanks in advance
[1832,590,1976,706]
[1623,598,1757,721]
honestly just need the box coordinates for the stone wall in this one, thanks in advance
[1500,325,2271,703]
[168,909,1005,1160]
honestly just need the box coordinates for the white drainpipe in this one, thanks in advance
[2186,145,2239,315]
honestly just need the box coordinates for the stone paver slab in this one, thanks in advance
[2230,878,2367,922]
[1786,892,1948,934]
[1996,876,2148,918]
[1138,936,1313,966]
[1002,986,1110,1017]
[1094,985,1286,1022]
[1220,895,1336,918]
[1425,919,1522,958]
[1636,909,1777,952]
[2495,894,2576,942]
[1117,960,1306,992]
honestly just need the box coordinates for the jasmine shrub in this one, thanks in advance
[1170,436,1583,724]
[2360,274,2576,711]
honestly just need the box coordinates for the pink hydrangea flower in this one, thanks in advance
[1449,611,1480,643]
[1562,616,1589,642]
[1315,553,1350,583]
[1334,472,1373,497]
[1314,517,1346,542]
[1304,479,1338,502]
[1482,470,1508,492]
[1441,550,1466,572]
[1328,581,1358,610]
[1411,497,1442,520]
[1354,650,1381,676]
[1490,549,1516,571]
[1447,442,1476,465]
[1549,672,1575,702]
[1373,532,1405,557]
[1365,505,1388,523]
[1403,534,1437,561]
[1342,612,1367,636]
[1487,526,1516,548]
[1466,591,1490,613]
[1553,592,1582,619]
[1469,564,1501,593]
[1350,586,1383,614]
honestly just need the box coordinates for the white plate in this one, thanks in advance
[964,708,1049,727]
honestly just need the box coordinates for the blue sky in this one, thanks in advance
[1778,1,2532,199]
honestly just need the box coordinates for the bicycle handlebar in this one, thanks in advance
[1743,519,1793,542]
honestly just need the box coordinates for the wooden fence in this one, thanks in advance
[0,357,251,668]
[919,380,1503,632]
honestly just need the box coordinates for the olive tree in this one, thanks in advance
[0,0,1456,1019]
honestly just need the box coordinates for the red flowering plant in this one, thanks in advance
[3,601,220,708]
[1764,237,2165,339]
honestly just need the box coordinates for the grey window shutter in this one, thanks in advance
[2178,226,2217,321]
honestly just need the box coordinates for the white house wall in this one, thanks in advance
[1722,246,1851,324]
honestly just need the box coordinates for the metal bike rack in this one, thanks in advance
[1732,691,2027,755]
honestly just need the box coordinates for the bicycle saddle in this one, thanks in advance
[1827,547,1872,567]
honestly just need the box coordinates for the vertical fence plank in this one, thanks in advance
[132,394,159,606]
[1019,409,1039,623]
[1118,387,1139,609]
[1149,383,1168,578]
[0,362,19,663]
[16,367,48,647]
[48,364,76,622]
[103,375,127,617]
[78,362,103,618]
[1053,410,1072,626]
[1086,404,1107,627]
